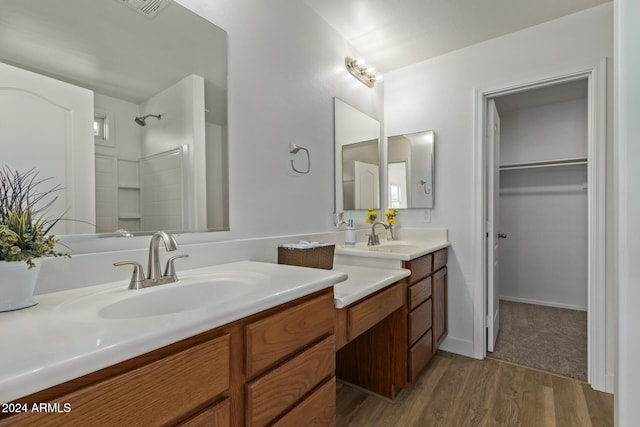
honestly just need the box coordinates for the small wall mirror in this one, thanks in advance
[334,98,381,211]
[387,130,435,209]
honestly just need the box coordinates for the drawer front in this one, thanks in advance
[407,276,432,310]
[404,253,433,284]
[347,284,403,341]
[272,377,336,427]
[408,300,432,345]
[4,334,230,427]
[433,248,448,272]
[245,291,334,378]
[246,335,335,427]
[179,399,230,427]
[408,329,434,382]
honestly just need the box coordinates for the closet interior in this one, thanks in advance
[491,79,589,380]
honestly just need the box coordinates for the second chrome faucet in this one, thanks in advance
[115,231,188,289]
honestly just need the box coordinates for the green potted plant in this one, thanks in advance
[0,167,69,311]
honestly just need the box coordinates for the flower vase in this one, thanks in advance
[0,259,42,312]
[388,224,396,240]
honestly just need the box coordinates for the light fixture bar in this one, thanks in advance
[345,56,383,88]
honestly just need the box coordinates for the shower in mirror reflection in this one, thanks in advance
[134,114,162,126]
[387,130,435,209]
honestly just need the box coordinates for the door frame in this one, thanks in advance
[472,59,607,391]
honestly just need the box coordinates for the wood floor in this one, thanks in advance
[337,352,613,427]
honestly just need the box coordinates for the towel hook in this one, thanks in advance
[289,143,310,174]
[420,179,431,195]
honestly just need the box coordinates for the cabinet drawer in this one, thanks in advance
[246,335,335,427]
[245,292,334,378]
[404,253,433,284]
[407,276,432,310]
[178,399,230,427]
[5,334,230,427]
[433,248,448,272]
[408,329,433,382]
[408,300,432,345]
[272,377,336,427]
[347,284,403,341]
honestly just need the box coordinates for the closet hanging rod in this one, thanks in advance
[500,156,587,171]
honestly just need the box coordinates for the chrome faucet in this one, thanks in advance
[368,221,389,246]
[148,231,177,281]
[114,231,188,289]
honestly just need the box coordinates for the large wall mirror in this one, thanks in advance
[387,130,435,209]
[0,0,228,236]
[334,98,381,211]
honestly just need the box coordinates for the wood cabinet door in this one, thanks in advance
[433,267,448,349]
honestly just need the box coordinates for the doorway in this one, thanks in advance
[476,61,607,391]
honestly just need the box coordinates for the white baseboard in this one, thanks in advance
[499,295,587,312]
[439,336,477,359]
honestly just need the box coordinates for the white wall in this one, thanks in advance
[206,122,227,229]
[499,166,588,310]
[615,0,640,423]
[94,93,142,160]
[94,93,143,232]
[500,99,588,164]
[174,0,383,238]
[384,4,613,361]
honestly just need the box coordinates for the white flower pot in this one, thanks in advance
[0,258,42,312]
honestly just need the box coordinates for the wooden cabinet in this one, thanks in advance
[245,292,334,378]
[0,289,336,427]
[335,281,406,399]
[244,291,335,426]
[179,399,231,427]
[403,247,448,383]
[433,267,448,348]
[1,334,231,427]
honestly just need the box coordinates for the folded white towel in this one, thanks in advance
[282,240,334,249]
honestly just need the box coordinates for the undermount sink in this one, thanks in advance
[56,270,266,321]
[100,278,260,319]
[335,238,449,261]
[370,243,423,253]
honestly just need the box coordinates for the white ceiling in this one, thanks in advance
[305,0,610,73]
[0,0,227,115]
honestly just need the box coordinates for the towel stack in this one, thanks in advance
[281,240,334,249]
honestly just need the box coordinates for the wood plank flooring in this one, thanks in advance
[337,352,613,427]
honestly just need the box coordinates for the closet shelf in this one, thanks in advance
[500,157,587,171]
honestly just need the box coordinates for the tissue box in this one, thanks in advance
[277,244,335,270]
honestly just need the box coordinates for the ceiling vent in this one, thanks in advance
[115,0,173,19]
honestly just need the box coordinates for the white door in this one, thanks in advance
[0,62,95,234]
[487,99,501,352]
[354,161,379,209]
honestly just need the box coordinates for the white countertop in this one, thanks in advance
[0,261,347,404]
[335,240,450,261]
[333,264,410,308]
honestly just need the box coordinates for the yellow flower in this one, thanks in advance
[388,218,396,224]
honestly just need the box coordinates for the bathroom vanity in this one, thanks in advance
[0,262,346,427]
[334,234,450,389]
[0,233,449,425]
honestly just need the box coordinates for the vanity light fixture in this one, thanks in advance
[345,56,384,88]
